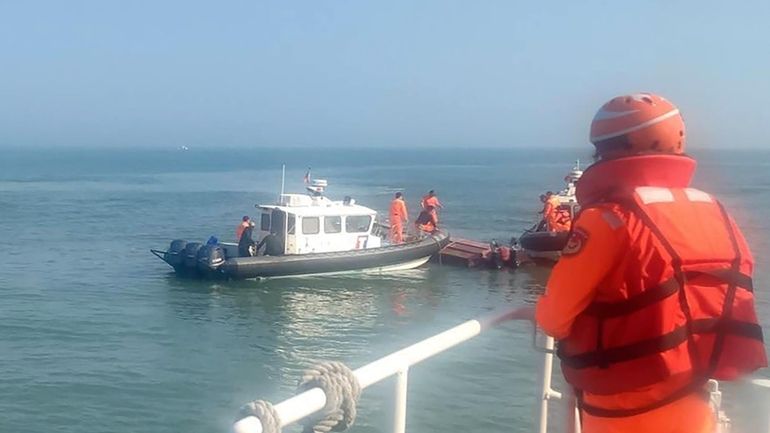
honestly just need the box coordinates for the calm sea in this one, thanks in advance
[1,147,768,433]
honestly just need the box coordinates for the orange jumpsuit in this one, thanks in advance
[389,198,408,244]
[535,207,713,433]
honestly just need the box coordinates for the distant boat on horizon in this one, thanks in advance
[179,145,189,151]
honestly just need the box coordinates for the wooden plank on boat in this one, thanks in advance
[437,238,493,267]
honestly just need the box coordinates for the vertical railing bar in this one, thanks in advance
[538,335,557,433]
[569,393,581,433]
[393,367,409,433]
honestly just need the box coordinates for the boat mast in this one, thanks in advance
[279,164,286,203]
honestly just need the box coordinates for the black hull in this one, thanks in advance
[153,232,450,280]
[518,230,569,252]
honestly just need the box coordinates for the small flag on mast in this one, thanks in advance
[303,168,311,184]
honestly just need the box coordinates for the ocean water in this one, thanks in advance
[0,147,768,433]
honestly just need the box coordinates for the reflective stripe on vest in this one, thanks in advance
[558,186,766,417]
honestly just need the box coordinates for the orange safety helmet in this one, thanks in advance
[589,93,685,158]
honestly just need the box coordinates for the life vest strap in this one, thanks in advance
[584,279,679,318]
[560,318,764,369]
[584,270,754,318]
[577,379,710,418]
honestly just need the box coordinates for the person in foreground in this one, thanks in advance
[525,93,766,433]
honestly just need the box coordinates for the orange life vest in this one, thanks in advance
[558,185,766,416]
[236,221,250,241]
[422,195,441,209]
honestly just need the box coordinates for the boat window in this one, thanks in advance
[260,213,271,231]
[345,215,372,233]
[287,214,296,235]
[302,217,320,235]
[324,216,342,234]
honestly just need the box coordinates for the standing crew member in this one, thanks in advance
[389,192,408,244]
[421,190,443,223]
[530,93,765,433]
[421,190,443,210]
[236,216,251,241]
[237,219,256,257]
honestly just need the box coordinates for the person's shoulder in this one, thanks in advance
[561,205,628,257]
[576,204,627,232]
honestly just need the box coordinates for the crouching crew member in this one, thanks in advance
[415,205,438,234]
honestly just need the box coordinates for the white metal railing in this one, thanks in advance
[232,306,573,433]
[231,306,746,433]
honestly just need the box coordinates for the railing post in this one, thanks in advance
[393,367,409,433]
[567,391,581,433]
[538,335,562,433]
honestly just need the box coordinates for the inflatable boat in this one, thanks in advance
[514,161,582,264]
[151,178,450,279]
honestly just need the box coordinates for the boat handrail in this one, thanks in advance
[232,306,739,433]
[231,306,576,433]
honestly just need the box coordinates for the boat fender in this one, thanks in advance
[164,239,187,267]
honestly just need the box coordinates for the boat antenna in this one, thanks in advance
[279,164,286,203]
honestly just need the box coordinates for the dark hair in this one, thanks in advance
[395,192,402,198]
[429,190,435,195]
[242,215,250,222]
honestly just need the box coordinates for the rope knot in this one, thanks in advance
[238,399,282,433]
[297,361,361,433]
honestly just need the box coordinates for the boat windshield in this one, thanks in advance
[346,215,372,233]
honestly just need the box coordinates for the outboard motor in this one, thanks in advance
[197,244,226,275]
[183,242,203,271]
[164,239,187,268]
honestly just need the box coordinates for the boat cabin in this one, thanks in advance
[255,181,382,255]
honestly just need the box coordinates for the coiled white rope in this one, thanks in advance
[238,400,282,433]
[297,361,361,433]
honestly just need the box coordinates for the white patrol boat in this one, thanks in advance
[152,179,450,279]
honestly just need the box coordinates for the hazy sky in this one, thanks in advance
[1,1,768,149]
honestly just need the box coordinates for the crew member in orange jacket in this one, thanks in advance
[528,93,766,433]
[236,216,251,241]
[389,192,408,244]
[542,191,571,232]
[421,190,443,223]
